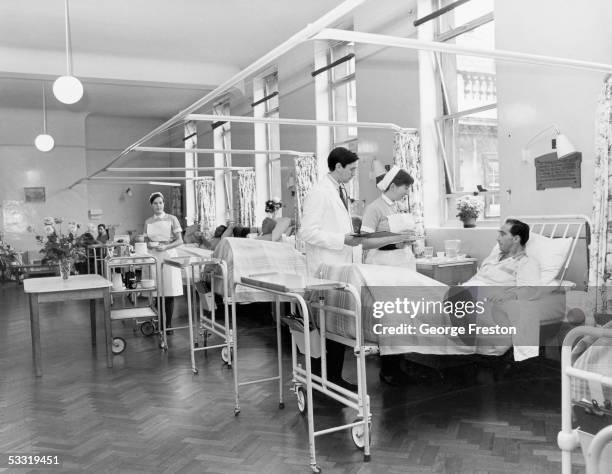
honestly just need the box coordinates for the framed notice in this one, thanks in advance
[24,187,46,203]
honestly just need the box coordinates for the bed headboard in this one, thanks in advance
[509,215,591,284]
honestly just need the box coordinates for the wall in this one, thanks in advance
[0,108,88,250]
[496,0,612,217]
[85,115,169,236]
[0,109,170,251]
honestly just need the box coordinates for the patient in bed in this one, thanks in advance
[463,218,541,302]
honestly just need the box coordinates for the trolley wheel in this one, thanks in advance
[350,418,372,450]
[192,367,199,375]
[140,321,154,336]
[234,408,241,416]
[112,337,126,355]
[279,402,285,409]
[221,346,232,364]
[310,465,321,473]
[296,386,307,416]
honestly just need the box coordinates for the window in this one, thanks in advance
[433,0,499,222]
[263,72,280,198]
[328,42,359,199]
[213,100,232,221]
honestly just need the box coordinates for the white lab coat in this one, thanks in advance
[299,175,355,276]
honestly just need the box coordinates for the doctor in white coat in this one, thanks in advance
[299,148,360,276]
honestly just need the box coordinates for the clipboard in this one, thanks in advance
[350,231,401,239]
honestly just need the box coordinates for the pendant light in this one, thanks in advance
[53,0,83,104]
[35,86,55,152]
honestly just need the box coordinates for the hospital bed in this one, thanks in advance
[209,238,371,472]
[558,324,612,474]
[316,215,591,361]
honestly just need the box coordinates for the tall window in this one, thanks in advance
[328,42,359,199]
[434,0,499,222]
[213,100,232,222]
[263,72,280,198]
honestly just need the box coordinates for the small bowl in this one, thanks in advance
[141,279,155,289]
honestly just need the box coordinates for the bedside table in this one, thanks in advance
[416,257,478,285]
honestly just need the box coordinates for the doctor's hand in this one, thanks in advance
[343,234,362,247]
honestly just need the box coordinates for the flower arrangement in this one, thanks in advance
[456,195,484,220]
[33,217,87,265]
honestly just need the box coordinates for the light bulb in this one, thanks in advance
[35,134,55,152]
[53,75,83,104]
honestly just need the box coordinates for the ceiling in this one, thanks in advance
[0,0,349,118]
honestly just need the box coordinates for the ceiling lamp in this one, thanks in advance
[35,86,55,152]
[53,0,83,104]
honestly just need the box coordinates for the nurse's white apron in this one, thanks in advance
[146,220,183,297]
[364,211,416,270]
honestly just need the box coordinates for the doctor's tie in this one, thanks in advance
[339,185,349,211]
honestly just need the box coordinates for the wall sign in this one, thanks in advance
[535,152,581,190]
[24,187,46,202]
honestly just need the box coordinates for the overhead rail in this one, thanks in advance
[185,114,414,132]
[132,146,314,157]
[313,29,612,74]
[105,167,251,172]
[67,0,367,190]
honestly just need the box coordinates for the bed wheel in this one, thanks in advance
[310,464,321,473]
[234,407,241,416]
[278,402,285,409]
[351,418,372,450]
[364,454,371,462]
[296,386,307,416]
[140,321,154,336]
[221,346,232,364]
[112,337,126,355]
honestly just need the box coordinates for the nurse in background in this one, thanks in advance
[145,192,184,334]
[361,165,417,270]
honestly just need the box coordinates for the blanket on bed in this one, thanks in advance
[315,263,566,360]
[212,238,307,302]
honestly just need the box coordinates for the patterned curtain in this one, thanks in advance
[238,169,256,227]
[589,77,612,314]
[196,178,216,237]
[170,186,183,223]
[393,130,424,231]
[295,154,318,228]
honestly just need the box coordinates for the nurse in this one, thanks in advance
[361,165,417,269]
[145,192,184,334]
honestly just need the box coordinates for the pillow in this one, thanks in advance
[525,233,573,285]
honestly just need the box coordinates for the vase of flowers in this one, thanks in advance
[456,196,484,228]
[35,218,87,280]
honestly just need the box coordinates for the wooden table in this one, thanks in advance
[23,274,113,376]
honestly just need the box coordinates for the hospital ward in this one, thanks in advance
[2,1,612,473]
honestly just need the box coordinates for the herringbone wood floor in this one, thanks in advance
[0,282,584,473]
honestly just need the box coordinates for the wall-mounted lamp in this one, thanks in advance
[521,123,576,163]
[35,85,55,152]
[53,0,83,104]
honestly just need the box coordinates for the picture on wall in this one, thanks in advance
[24,187,46,203]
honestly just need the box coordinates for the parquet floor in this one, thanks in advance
[0,282,585,473]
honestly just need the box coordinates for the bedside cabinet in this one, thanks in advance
[416,257,478,285]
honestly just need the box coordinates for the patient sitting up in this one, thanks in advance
[463,218,541,302]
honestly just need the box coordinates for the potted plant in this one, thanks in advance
[456,195,484,228]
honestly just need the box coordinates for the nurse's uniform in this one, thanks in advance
[361,194,416,270]
[145,213,183,297]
